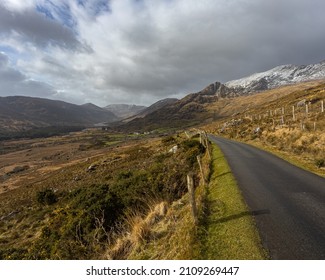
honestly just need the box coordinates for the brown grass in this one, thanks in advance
[205,80,325,118]
[106,201,169,260]
[204,81,325,176]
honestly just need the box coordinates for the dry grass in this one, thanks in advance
[115,145,212,260]
[125,197,198,260]
[106,201,169,260]
[205,80,325,118]
[205,81,325,176]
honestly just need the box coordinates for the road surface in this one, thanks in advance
[209,135,325,259]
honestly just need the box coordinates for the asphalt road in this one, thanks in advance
[209,135,325,259]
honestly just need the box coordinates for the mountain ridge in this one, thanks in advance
[224,61,325,93]
[0,96,118,134]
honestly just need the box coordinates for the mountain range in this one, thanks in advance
[195,60,325,99]
[1,60,325,136]
[225,60,325,94]
[115,60,325,131]
[0,96,117,135]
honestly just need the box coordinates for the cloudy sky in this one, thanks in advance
[0,0,325,106]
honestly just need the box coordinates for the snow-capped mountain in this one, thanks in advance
[224,61,325,93]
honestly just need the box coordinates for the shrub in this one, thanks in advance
[68,184,124,232]
[315,159,325,168]
[37,189,58,205]
[181,139,204,151]
[181,139,206,168]
[161,136,176,144]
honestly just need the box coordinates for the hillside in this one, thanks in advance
[0,130,208,259]
[0,96,118,136]
[205,82,325,176]
[0,128,268,260]
[116,89,218,131]
[135,98,178,118]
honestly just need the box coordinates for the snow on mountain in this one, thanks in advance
[225,61,325,93]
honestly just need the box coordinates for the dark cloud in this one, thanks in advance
[0,52,26,83]
[0,52,9,66]
[0,52,56,98]
[1,0,325,106]
[0,3,82,49]
[89,0,325,103]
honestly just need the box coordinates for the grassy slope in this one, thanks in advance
[199,144,268,259]
[121,140,268,260]
[0,131,268,260]
[205,81,325,177]
[247,140,325,178]
[0,132,208,260]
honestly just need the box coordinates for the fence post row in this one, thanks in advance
[234,99,324,131]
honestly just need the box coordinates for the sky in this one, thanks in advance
[0,0,325,106]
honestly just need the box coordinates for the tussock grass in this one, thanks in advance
[106,201,170,260]
[126,196,198,260]
[122,148,211,260]
[199,144,268,259]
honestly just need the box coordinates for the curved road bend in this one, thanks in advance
[209,135,325,259]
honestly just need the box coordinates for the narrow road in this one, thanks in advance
[209,135,325,259]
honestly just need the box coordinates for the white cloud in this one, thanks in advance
[1,0,325,106]
[1,0,35,10]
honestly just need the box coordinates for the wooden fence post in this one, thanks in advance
[197,155,207,186]
[321,101,324,113]
[187,173,198,225]
[204,132,211,160]
[281,116,284,126]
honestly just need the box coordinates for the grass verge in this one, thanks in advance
[198,143,268,259]
[247,140,325,178]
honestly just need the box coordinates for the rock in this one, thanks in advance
[169,145,178,153]
[87,164,97,171]
[254,127,261,134]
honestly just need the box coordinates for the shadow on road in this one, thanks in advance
[213,171,232,179]
[211,209,271,224]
